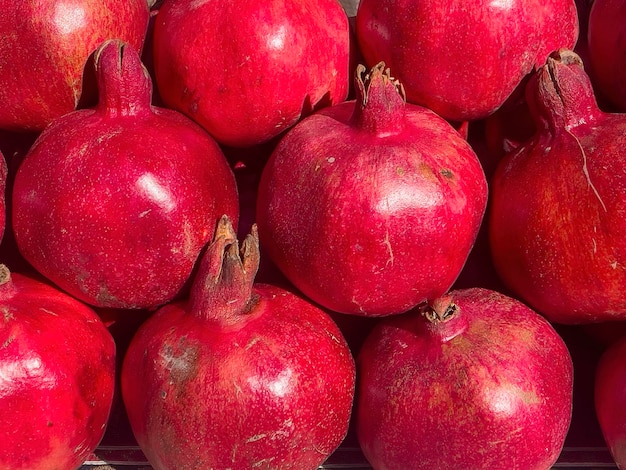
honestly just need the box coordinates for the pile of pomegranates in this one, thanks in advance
[2,0,626,469]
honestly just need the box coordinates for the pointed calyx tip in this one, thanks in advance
[355,62,406,106]
[0,264,9,286]
[208,215,260,286]
[189,215,260,323]
[93,39,153,117]
[548,48,584,69]
[422,295,458,323]
[214,214,238,244]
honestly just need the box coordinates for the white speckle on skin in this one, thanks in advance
[246,433,267,443]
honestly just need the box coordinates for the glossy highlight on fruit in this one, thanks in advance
[257,63,487,316]
[152,0,350,147]
[121,217,356,469]
[0,0,150,131]
[490,49,626,324]
[356,287,573,470]
[355,0,579,121]
[12,40,239,309]
[0,265,116,470]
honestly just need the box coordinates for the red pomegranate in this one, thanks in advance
[595,333,626,467]
[121,217,356,469]
[587,0,626,111]
[12,40,239,310]
[356,287,574,470]
[256,63,487,316]
[0,0,150,131]
[0,265,116,470]
[355,0,579,121]
[489,49,626,324]
[152,0,350,147]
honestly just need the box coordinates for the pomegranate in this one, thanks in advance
[595,332,626,467]
[121,216,355,469]
[0,0,150,131]
[355,0,579,122]
[152,0,350,147]
[356,287,573,470]
[0,264,115,470]
[587,0,626,111]
[12,40,239,309]
[489,49,626,324]
[256,63,487,316]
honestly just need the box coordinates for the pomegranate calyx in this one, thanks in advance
[529,48,601,131]
[550,48,583,68]
[423,295,457,323]
[0,264,10,286]
[189,215,260,324]
[94,39,152,118]
[352,62,407,137]
[421,294,468,342]
[0,264,16,299]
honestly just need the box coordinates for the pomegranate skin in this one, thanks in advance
[121,219,356,469]
[0,0,149,131]
[489,50,626,324]
[356,287,573,470]
[595,335,626,467]
[256,64,487,316]
[355,0,578,122]
[152,0,350,147]
[587,0,626,111]
[12,40,239,309]
[0,265,116,470]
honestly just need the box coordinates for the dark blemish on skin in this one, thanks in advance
[440,168,454,179]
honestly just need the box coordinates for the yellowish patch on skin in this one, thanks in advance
[2,307,14,323]
[383,229,394,267]
[4,435,84,470]
[418,163,437,182]
[1,335,15,349]
[158,338,200,387]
